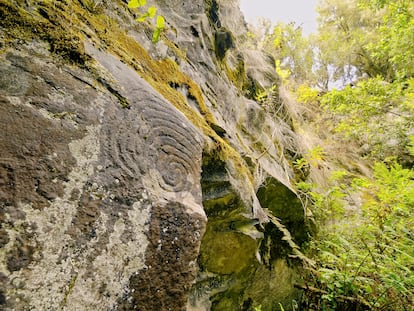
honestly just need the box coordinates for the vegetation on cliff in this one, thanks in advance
[1,0,412,309]
[247,0,414,309]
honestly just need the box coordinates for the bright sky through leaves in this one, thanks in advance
[240,0,318,34]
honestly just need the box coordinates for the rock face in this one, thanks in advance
[0,0,310,310]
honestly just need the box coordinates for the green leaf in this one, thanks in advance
[156,15,165,29]
[127,0,140,9]
[152,15,165,43]
[147,6,157,18]
[152,28,161,43]
[136,13,149,22]
[128,0,146,8]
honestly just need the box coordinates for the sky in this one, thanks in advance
[240,0,318,34]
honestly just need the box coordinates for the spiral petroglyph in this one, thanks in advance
[142,104,202,193]
[106,119,146,179]
[105,99,202,194]
[84,42,204,195]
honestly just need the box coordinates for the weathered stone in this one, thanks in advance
[214,29,234,59]
[258,178,309,246]
[0,39,205,309]
[0,0,310,310]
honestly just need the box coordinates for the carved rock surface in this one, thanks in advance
[0,40,205,310]
[0,0,308,310]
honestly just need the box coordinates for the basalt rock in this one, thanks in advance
[0,0,310,310]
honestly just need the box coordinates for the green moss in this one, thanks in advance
[203,192,237,215]
[0,1,89,64]
[52,111,76,120]
[199,229,257,275]
[1,0,255,202]
[162,38,187,61]
[78,0,105,14]
[222,56,248,91]
[214,29,234,60]
[243,260,301,311]
[93,4,255,187]
[211,296,238,311]
[257,178,308,245]
[258,179,303,222]
[205,0,221,28]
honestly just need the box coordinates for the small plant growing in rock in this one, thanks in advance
[127,0,165,43]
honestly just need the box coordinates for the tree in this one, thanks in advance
[361,0,414,80]
[315,0,387,87]
[260,22,316,86]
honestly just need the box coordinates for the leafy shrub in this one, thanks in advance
[300,161,414,310]
[320,77,414,161]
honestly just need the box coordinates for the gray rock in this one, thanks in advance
[0,0,309,310]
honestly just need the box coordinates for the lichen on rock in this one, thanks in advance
[0,0,312,310]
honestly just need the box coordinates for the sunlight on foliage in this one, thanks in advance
[127,0,146,9]
[243,0,413,308]
[300,161,414,309]
[152,15,165,43]
[320,77,414,160]
[275,59,291,81]
[294,84,319,105]
[277,1,414,308]
[127,0,165,43]
[293,145,326,171]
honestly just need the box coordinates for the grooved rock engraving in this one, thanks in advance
[88,43,204,201]
[0,0,306,309]
[0,42,205,310]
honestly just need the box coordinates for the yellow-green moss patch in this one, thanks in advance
[1,0,256,202]
[199,230,257,275]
